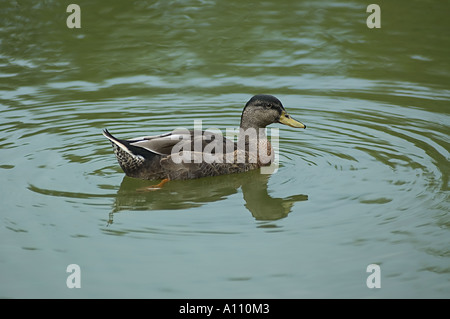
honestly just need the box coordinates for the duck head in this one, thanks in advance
[240,94,306,130]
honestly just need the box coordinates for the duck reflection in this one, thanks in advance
[108,169,307,224]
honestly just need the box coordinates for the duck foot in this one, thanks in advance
[137,178,170,192]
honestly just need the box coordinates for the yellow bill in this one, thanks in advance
[279,111,306,128]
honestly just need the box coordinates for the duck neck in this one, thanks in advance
[237,125,273,166]
[238,123,267,144]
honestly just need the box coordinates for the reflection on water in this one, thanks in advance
[108,169,307,224]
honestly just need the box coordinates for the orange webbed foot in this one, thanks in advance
[137,178,170,192]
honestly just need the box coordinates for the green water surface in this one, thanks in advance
[0,0,449,298]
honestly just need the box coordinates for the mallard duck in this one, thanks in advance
[103,95,305,184]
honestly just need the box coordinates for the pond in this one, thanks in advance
[0,0,449,298]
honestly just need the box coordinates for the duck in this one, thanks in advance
[103,94,305,186]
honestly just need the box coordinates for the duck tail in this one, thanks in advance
[102,129,159,160]
[102,129,136,157]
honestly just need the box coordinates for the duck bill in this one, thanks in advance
[279,111,306,128]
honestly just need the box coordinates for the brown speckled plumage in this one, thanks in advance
[103,95,305,181]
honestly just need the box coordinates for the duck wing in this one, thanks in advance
[103,129,236,159]
[127,129,194,156]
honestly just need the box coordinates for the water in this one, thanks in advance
[1,0,449,298]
